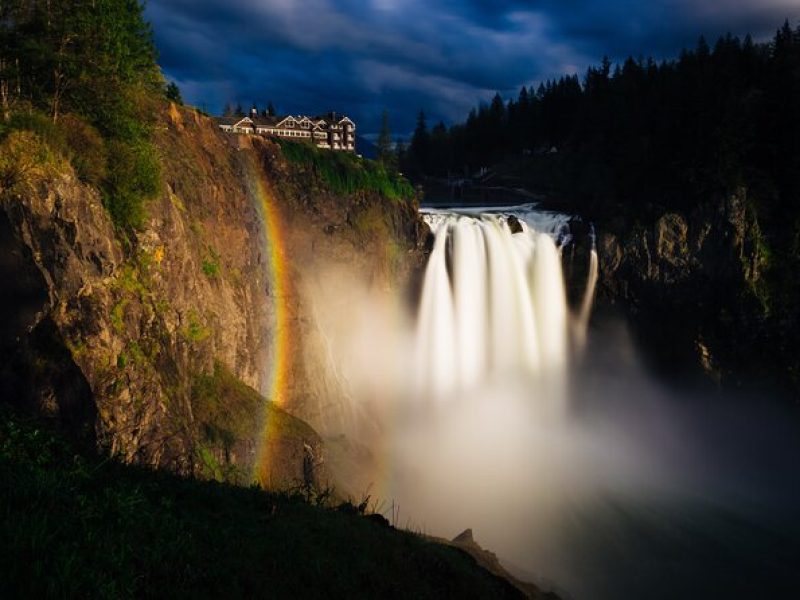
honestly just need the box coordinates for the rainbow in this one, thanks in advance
[245,152,394,497]
[246,159,294,486]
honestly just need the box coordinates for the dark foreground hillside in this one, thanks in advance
[0,405,527,599]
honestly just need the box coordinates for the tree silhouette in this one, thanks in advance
[409,110,431,176]
[165,82,183,105]
[376,110,394,168]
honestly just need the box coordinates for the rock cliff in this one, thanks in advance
[596,187,798,397]
[0,102,427,485]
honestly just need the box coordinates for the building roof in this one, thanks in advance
[214,112,355,130]
[214,115,280,128]
[215,115,243,126]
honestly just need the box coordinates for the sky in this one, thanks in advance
[146,0,800,137]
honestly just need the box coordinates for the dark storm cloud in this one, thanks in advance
[146,0,800,135]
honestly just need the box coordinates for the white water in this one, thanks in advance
[414,206,596,417]
[304,204,800,599]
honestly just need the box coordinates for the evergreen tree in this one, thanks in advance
[429,121,450,174]
[409,110,430,175]
[165,82,182,105]
[267,101,276,117]
[0,0,164,230]
[0,0,160,124]
[223,102,233,117]
[518,86,529,108]
[376,110,393,167]
[234,102,243,117]
[395,140,408,173]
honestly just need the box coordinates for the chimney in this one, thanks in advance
[250,106,258,118]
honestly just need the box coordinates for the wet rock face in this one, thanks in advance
[596,188,788,393]
[252,136,428,439]
[506,215,524,234]
[654,212,689,274]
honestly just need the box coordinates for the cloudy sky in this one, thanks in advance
[146,0,800,137]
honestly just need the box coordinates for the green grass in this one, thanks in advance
[0,404,522,599]
[0,129,66,196]
[201,246,221,278]
[277,138,415,200]
[191,362,263,461]
[190,361,320,485]
[181,309,210,343]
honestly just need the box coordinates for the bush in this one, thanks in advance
[202,247,221,278]
[0,111,62,146]
[165,82,183,105]
[59,114,108,186]
[0,131,64,195]
[103,137,161,230]
[0,111,108,187]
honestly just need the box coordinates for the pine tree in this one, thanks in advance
[410,110,430,175]
[267,101,276,117]
[518,86,529,108]
[165,82,182,105]
[376,110,393,166]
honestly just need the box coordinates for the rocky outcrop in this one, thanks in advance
[0,112,272,475]
[0,103,427,483]
[425,529,560,599]
[596,187,797,396]
[249,135,429,440]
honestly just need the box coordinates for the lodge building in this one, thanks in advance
[215,108,356,152]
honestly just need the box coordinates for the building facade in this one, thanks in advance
[215,109,356,152]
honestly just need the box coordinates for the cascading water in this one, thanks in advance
[307,202,799,600]
[414,206,596,415]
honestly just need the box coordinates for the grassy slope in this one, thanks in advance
[0,405,522,599]
[277,138,415,201]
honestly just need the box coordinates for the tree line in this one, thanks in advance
[0,0,179,230]
[402,21,800,225]
[223,101,277,118]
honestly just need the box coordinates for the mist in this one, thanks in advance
[301,208,800,599]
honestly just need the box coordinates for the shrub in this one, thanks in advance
[103,137,161,230]
[0,131,64,196]
[0,111,108,187]
[202,247,221,278]
[59,114,108,186]
[165,82,183,105]
[181,310,210,343]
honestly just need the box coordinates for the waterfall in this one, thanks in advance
[414,205,595,410]
[307,203,799,600]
